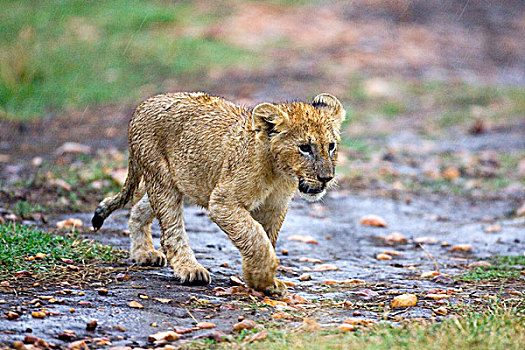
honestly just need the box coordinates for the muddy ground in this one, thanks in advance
[0,188,523,348]
[1,0,524,348]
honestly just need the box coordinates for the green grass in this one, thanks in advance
[210,306,524,350]
[0,223,122,277]
[13,200,43,220]
[0,0,253,119]
[461,255,525,281]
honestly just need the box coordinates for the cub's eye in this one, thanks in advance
[299,144,313,155]
[328,142,336,153]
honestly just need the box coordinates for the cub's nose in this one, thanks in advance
[317,174,334,184]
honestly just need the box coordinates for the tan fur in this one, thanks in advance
[93,92,345,295]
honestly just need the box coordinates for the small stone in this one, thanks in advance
[449,244,473,252]
[376,253,392,260]
[128,301,143,309]
[484,224,501,233]
[233,319,256,332]
[7,311,19,320]
[298,273,311,281]
[148,331,179,343]
[68,340,88,350]
[434,306,448,315]
[360,214,387,227]
[31,311,46,319]
[86,320,97,331]
[196,322,216,329]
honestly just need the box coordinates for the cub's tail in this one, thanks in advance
[92,157,141,230]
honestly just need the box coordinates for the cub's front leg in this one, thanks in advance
[209,197,287,296]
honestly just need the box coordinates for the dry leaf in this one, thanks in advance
[382,232,407,244]
[56,218,83,229]
[288,235,319,244]
[356,289,379,299]
[128,301,143,309]
[391,294,417,308]
[484,224,501,233]
[68,340,88,350]
[467,261,491,268]
[154,298,172,303]
[376,253,392,260]
[337,323,356,332]
[299,257,322,264]
[271,312,293,319]
[297,318,321,332]
[197,322,216,329]
[343,318,376,326]
[233,319,256,332]
[298,273,311,281]
[420,271,440,278]
[31,311,46,319]
[35,253,46,260]
[229,275,244,286]
[433,307,448,315]
[360,214,387,227]
[426,293,451,300]
[312,264,339,272]
[442,167,460,179]
[248,330,268,343]
[414,236,437,244]
[148,331,179,342]
[280,294,308,305]
[450,244,473,252]
[263,298,288,308]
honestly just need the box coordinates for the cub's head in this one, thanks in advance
[253,93,346,202]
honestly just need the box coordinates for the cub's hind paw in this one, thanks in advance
[173,262,211,285]
[131,249,167,267]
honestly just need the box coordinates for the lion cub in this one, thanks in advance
[92,92,345,295]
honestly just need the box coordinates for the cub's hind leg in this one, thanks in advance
[146,170,211,284]
[128,193,167,266]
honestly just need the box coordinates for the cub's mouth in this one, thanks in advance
[298,178,324,194]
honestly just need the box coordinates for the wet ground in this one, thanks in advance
[1,190,523,348]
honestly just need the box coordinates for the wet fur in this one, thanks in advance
[92,92,345,295]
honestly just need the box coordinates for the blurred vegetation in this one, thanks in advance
[0,0,253,119]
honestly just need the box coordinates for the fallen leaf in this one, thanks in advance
[312,264,339,272]
[299,257,322,264]
[154,298,172,304]
[297,318,321,332]
[414,237,437,244]
[56,218,83,229]
[484,224,501,233]
[449,244,473,252]
[280,294,308,305]
[248,330,268,343]
[433,306,448,315]
[376,253,392,260]
[233,319,256,332]
[68,340,88,350]
[391,294,417,308]
[426,293,451,300]
[128,301,143,309]
[288,235,319,244]
[60,258,74,264]
[382,250,402,256]
[196,322,216,329]
[283,281,296,287]
[214,286,264,298]
[15,270,32,276]
[360,214,387,227]
[55,142,91,155]
[174,326,199,334]
[35,252,46,260]
[382,232,407,244]
[230,275,244,286]
[271,312,293,319]
[343,318,376,326]
[116,273,131,281]
[96,288,108,296]
[467,261,492,268]
[278,265,296,272]
[148,331,179,342]
[337,323,356,332]
[420,271,440,278]
[442,167,460,179]
[263,298,288,308]
[356,289,379,299]
[6,311,19,320]
[323,279,365,285]
[31,311,46,319]
[298,273,311,281]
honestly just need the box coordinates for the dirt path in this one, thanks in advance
[1,191,523,348]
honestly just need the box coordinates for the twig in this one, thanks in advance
[418,243,440,273]
[184,306,199,324]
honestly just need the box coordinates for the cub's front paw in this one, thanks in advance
[131,249,167,267]
[173,261,211,285]
[263,278,288,296]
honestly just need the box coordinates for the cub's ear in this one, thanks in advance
[312,93,346,128]
[252,103,289,136]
